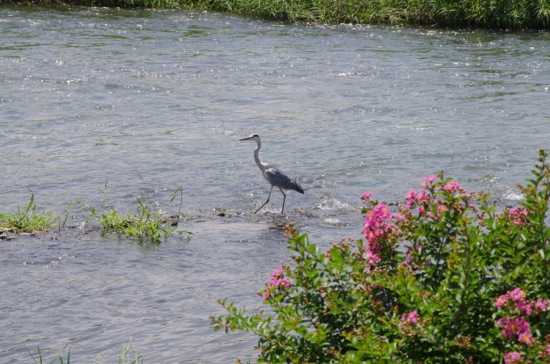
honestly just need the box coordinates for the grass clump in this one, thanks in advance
[27,346,70,364]
[92,199,174,243]
[26,339,143,364]
[90,188,189,244]
[117,339,144,364]
[0,191,59,235]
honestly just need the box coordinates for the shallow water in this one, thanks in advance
[1,6,550,362]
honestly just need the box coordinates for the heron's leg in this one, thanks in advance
[280,188,287,215]
[254,185,273,214]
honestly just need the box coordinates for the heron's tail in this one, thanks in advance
[294,182,305,194]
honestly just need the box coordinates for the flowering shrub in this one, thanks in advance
[212,150,550,363]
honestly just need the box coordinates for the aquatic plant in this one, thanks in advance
[91,200,174,243]
[212,149,550,362]
[90,188,190,244]
[117,339,144,364]
[0,191,59,234]
[27,345,70,364]
[26,339,143,364]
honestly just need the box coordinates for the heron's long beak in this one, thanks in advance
[238,136,253,142]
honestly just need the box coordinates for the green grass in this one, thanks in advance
[5,0,550,29]
[0,187,190,242]
[116,339,144,364]
[0,192,59,234]
[27,346,70,364]
[90,189,190,244]
[26,340,143,364]
[185,0,550,28]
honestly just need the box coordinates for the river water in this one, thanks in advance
[1,6,549,362]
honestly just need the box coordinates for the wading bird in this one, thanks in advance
[239,134,304,214]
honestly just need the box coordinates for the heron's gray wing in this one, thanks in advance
[265,167,304,193]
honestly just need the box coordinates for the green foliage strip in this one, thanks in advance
[7,0,550,29]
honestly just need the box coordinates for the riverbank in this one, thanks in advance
[4,0,550,29]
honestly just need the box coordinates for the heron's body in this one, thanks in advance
[239,134,304,214]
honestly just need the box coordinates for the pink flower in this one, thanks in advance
[363,204,393,245]
[535,298,548,311]
[504,351,524,364]
[365,204,391,223]
[424,175,437,184]
[508,288,526,302]
[497,316,530,340]
[509,207,529,225]
[363,203,400,266]
[267,268,292,289]
[437,204,447,216]
[405,189,417,208]
[417,190,427,201]
[363,249,381,265]
[405,189,428,209]
[420,175,437,188]
[517,300,533,315]
[361,191,373,200]
[494,294,508,308]
[394,213,407,222]
[408,311,419,323]
[495,287,538,313]
[401,310,420,325]
[262,268,291,301]
[518,331,534,346]
[271,267,284,278]
[546,343,550,355]
[443,181,461,193]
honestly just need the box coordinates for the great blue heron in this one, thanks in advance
[239,134,304,214]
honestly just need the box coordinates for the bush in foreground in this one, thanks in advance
[212,149,550,363]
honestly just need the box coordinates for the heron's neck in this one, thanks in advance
[254,141,265,171]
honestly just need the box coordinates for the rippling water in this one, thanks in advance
[1,6,550,362]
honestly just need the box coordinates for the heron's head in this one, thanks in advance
[238,134,260,143]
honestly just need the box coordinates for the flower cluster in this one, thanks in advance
[362,202,400,266]
[497,316,532,344]
[402,176,464,220]
[420,174,437,188]
[495,288,549,359]
[262,267,292,301]
[504,351,524,364]
[400,310,423,336]
[509,207,530,226]
[360,191,372,200]
[494,288,548,316]
[401,310,420,325]
[405,189,427,211]
[442,181,462,193]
